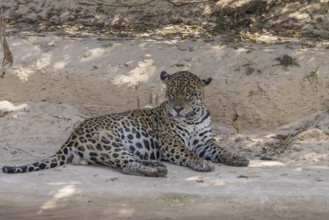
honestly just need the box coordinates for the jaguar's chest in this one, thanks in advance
[171,120,208,148]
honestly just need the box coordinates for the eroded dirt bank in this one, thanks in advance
[1,36,329,130]
[1,37,329,219]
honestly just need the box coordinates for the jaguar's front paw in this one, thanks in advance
[220,154,250,167]
[237,156,249,167]
[188,158,214,172]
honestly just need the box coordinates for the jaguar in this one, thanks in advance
[2,71,249,177]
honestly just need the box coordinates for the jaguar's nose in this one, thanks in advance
[173,107,183,114]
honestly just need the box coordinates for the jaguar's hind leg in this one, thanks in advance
[122,159,168,177]
[83,145,167,177]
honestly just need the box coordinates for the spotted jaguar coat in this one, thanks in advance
[2,71,249,177]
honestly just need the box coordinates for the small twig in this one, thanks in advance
[48,113,71,121]
[82,0,212,8]
[6,146,43,159]
[80,0,157,8]
[167,0,212,7]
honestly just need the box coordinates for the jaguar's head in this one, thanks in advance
[160,71,212,117]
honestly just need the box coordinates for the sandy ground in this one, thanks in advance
[1,1,329,218]
[1,160,329,220]
[0,36,329,219]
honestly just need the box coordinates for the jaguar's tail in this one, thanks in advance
[2,146,72,174]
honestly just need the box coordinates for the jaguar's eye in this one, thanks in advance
[167,93,174,100]
[185,93,193,100]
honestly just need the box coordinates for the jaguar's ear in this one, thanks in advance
[160,71,170,82]
[201,77,212,86]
